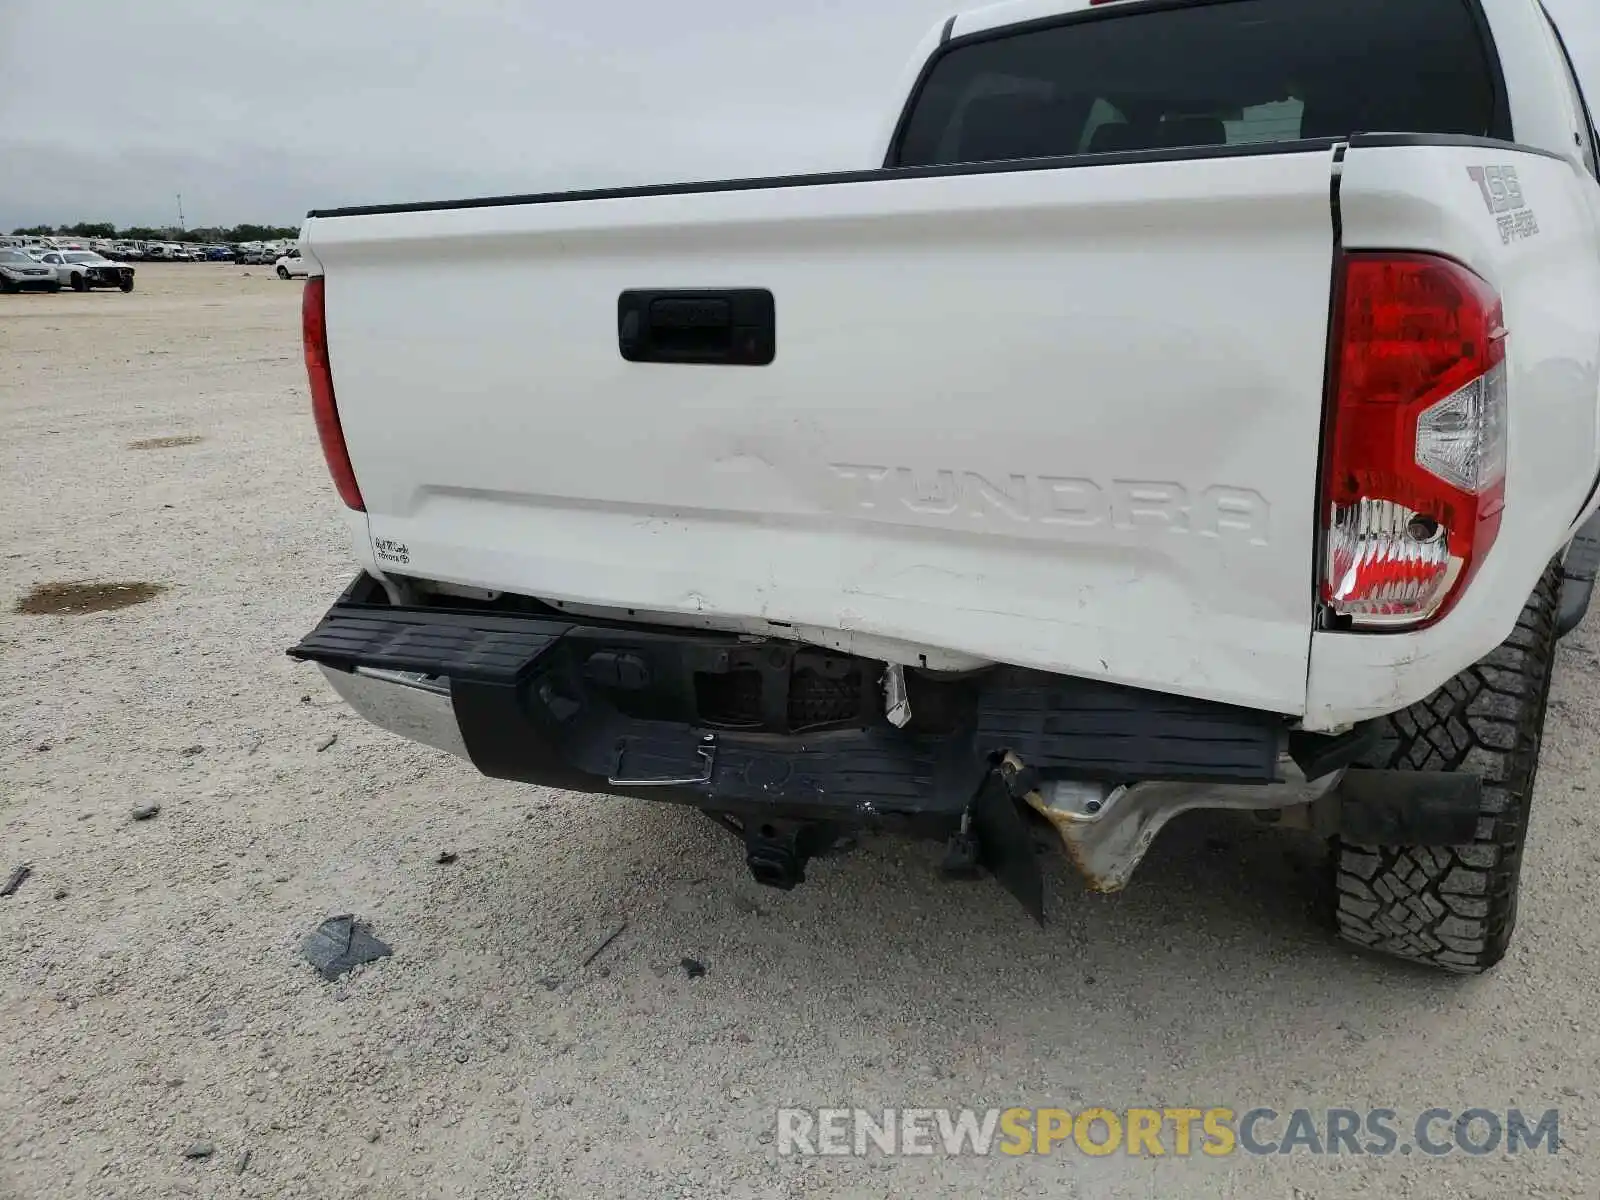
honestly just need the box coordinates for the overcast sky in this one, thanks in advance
[1,0,1596,229]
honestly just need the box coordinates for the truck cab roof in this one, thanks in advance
[952,0,1100,38]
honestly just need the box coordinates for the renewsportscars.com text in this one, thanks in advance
[776,1107,1561,1158]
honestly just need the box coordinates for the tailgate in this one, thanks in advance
[306,150,1338,714]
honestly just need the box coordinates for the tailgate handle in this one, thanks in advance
[618,289,775,366]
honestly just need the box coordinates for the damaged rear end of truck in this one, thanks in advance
[290,0,1600,971]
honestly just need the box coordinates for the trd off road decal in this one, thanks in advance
[1467,165,1539,244]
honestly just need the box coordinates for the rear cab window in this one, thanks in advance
[891,0,1505,168]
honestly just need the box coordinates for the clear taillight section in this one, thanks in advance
[1321,254,1506,629]
[1415,361,1508,495]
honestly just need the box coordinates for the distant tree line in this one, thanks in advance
[10,222,300,242]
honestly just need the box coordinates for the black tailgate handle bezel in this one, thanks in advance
[618,288,775,366]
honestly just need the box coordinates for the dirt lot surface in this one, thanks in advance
[3,263,1600,1199]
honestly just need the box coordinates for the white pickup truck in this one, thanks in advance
[290,0,1600,974]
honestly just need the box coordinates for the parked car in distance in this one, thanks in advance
[40,250,135,292]
[275,248,310,279]
[0,249,62,292]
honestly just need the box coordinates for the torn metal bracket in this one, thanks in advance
[1025,757,1342,893]
[998,758,1042,801]
[882,663,912,728]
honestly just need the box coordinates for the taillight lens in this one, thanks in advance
[302,275,364,511]
[1321,253,1506,628]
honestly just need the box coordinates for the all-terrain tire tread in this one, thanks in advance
[1331,562,1560,974]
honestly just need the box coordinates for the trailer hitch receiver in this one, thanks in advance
[742,820,842,891]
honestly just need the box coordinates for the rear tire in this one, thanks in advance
[70,273,88,292]
[277,265,290,280]
[120,276,135,293]
[1331,562,1560,974]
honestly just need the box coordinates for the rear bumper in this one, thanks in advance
[292,574,1489,902]
[318,665,468,759]
[289,574,1290,830]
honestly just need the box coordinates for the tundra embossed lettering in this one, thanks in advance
[827,465,1270,543]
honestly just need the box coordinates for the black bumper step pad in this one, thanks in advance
[289,607,569,684]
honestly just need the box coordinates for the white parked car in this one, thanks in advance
[275,248,310,279]
[34,250,136,292]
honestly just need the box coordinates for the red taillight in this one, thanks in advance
[302,275,364,511]
[1321,253,1506,628]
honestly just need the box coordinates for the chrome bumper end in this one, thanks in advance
[317,665,471,760]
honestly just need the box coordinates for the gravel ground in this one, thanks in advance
[3,264,1599,1199]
